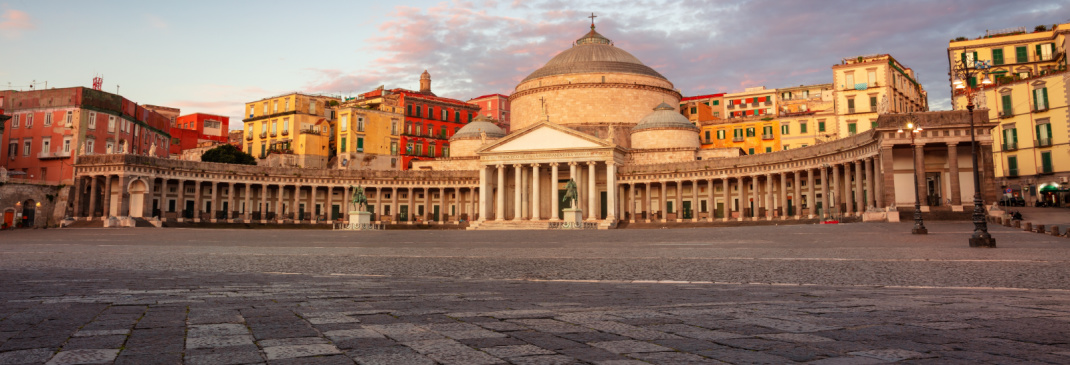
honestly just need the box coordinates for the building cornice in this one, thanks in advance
[508,82,681,102]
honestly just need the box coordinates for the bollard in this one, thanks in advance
[1004,219,1012,227]
[1051,226,1061,236]
[1013,220,1021,228]
[1036,224,1045,234]
[1023,222,1032,231]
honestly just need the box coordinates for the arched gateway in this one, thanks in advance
[69,24,997,229]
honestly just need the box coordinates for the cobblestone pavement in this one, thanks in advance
[1,222,1070,364]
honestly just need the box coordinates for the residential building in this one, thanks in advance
[170,113,229,156]
[832,54,928,139]
[468,93,511,132]
[0,87,172,184]
[334,104,403,170]
[777,84,835,149]
[347,71,481,170]
[949,22,1069,206]
[680,93,725,126]
[242,93,339,168]
[228,130,244,148]
[144,105,180,127]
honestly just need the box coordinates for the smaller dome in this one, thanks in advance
[451,116,506,141]
[631,102,699,132]
[420,70,430,79]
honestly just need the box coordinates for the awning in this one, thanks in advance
[1039,184,1061,192]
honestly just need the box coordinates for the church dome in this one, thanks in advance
[521,28,667,82]
[632,102,698,132]
[451,116,506,141]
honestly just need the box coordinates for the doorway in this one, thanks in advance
[926,172,942,206]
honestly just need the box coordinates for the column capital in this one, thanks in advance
[495,163,505,169]
[512,163,523,168]
[947,142,959,147]
[606,160,616,167]
[568,161,578,166]
[531,163,541,168]
[586,160,597,166]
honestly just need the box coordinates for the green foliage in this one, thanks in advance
[201,144,257,165]
[1035,25,1047,32]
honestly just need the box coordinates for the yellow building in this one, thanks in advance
[334,106,403,170]
[243,93,339,167]
[777,83,834,150]
[832,54,928,139]
[701,116,782,155]
[949,22,1068,205]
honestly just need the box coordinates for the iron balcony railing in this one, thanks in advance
[762,134,774,140]
[1002,142,1018,151]
[1036,138,1052,147]
[732,136,744,142]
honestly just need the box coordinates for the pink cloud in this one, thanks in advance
[0,9,35,39]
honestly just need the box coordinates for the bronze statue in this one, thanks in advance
[562,179,578,208]
[350,185,368,212]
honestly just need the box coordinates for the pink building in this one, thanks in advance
[467,93,510,132]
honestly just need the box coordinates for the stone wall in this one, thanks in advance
[412,157,480,171]
[511,73,679,131]
[631,129,700,150]
[627,149,698,166]
[0,181,67,228]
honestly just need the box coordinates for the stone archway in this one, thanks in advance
[128,179,148,218]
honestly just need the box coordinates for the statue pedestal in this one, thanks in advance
[561,208,583,229]
[349,211,372,228]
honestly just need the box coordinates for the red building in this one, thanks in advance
[467,93,511,132]
[0,87,171,184]
[169,113,230,155]
[351,70,481,170]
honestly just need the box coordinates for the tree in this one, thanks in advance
[201,144,257,165]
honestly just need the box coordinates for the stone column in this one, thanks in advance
[520,167,528,219]
[532,164,541,220]
[478,166,488,221]
[706,179,715,222]
[808,169,816,218]
[627,183,636,222]
[722,178,730,222]
[424,187,432,222]
[880,148,894,208]
[496,164,505,221]
[327,186,335,221]
[752,175,761,221]
[587,161,598,221]
[143,177,155,219]
[691,179,699,222]
[607,162,617,222]
[407,187,415,223]
[780,172,788,219]
[738,176,746,221]
[72,177,84,218]
[256,184,266,222]
[210,182,219,221]
[821,167,830,219]
[177,179,187,221]
[88,176,100,219]
[514,164,523,221]
[291,185,301,222]
[103,175,113,218]
[243,184,252,221]
[675,180,683,222]
[793,172,802,219]
[660,182,668,222]
[831,164,840,217]
[915,144,926,207]
[119,176,131,217]
[158,179,166,219]
[644,183,651,222]
[193,180,203,222]
[550,163,559,220]
[392,187,400,222]
[865,158,875,209]
[765,174,773,220]
[854,160,864,215]
[439,187,447,223]
[948,143,961,205]
[275,184,284,223]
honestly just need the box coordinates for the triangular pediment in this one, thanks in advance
[479,122,612,153]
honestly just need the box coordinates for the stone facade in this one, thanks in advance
[0,181,67,228]
[511,73,680,134]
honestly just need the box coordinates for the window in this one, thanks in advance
[263,103,268,114]
[871,121,878,129]
[800,123,808,133]
[341,137,347,152]
[765,147,772,153]
[870,96,877,112]
[1015,46,1028,63]
[1007,156,1019,176]
[283,118,289,133]
[717,130,725,140]
[848,123,857,135]
[1038,43,1054,61]
[271,121,277,134]
[406,142,413,154]
[357,137,364,152]
[783,145,790,151]
[273,100,278,113]
[713,100,720,106]
[443,146,449,157]
[415,144,423,156]
[11,114,18,128]
[762,125,773,136]
[704,130,711,143]
[746,127,755,137]
[390,141,398,155]
[357,117,365,132]
[690,106,697,114]
[341,115,348,132]
[1001,94,1013,117]
[468,113,473,123]
[1003,127,1018,150]
[7,142,15,159]
[23,139,31,156]
[41,138,50,154]
[416,106,422,118]
[818,121,826,132]
[106,141,114,153]
[748,148,754,155]
[44,112,52,126]
[87,112,95,129]
[845,73,855,87]
[427,106,434,120]
[391,121,398,135]
[847,98,856,113]
[962,51,977,65]
[62,137,71,153]
[867,70,876,86]
[108,116,116,132]
[407,105,413,116]
[992,48,1004,65]
[284,99,289,111]
[454,111,460,122]
[85,140,94,155]
[1041,151,1053,173]
[26,114,33,127]
[309,101,316,114]
[781,125,789,135]
[441,109,447,121]
[1034,87,1049,111]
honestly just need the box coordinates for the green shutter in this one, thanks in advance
[357,138,363,149]
[800,123,807,133]
[1042,88,1049,109]
[1016,46,1027,63]
[765,147,772,153]
[1002,94,1012,115]
[713,100,719,105]
[1036,44,1042,61]
[1008,156,1017,172]
[1042,152,1053,173]
[973,52,978,64]
[818,122,825,132]
[961,52,967,63]
[1012,128,1018,143]
[748,148,754,155]
[992,49,1004,65]
[341,137,347,152]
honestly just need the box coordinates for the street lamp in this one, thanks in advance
[900,115,926,234]
[951,57,997,247]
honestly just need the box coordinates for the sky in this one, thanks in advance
[1,0,1067,130]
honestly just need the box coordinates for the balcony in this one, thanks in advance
[259,132,267,138]
[727,103,735,109]
[732,136,744,142]
[847,108,856,114]
[245,134,253,141]
[281,130,289,136]
[1036,138,1053,147]
[1007,168,1019,177]
[1002,142,1018,151]
[1000,110,1014,119]
[762,134,774,140]
[270,132,277,137]
[299,127,321,135]
[1041,165,1055,174]
[38,151,71,159]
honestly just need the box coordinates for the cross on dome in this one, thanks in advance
[588,13,597,29]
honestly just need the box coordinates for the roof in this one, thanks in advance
[394,89,480,109]
[451,116,506,140]
[468,93,510,101]
[632,102,699,132]
[680,93,725,101]
[521,27,667,83]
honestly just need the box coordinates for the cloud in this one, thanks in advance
[146,14,168,29]
[305,0,1068,111]
[165,85,275,130]
[0,9,35,39]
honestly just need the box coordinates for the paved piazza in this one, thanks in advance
[2,223,1070,364]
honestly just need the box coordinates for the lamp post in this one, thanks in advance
[951,58,997,247]
[900,116,926,234]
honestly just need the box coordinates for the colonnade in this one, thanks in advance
[477,160,617,222]
[618,157,882,222]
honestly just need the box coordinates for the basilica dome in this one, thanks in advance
[509,23,680,133]
[449,116,505,157]
[630,102,700,150]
